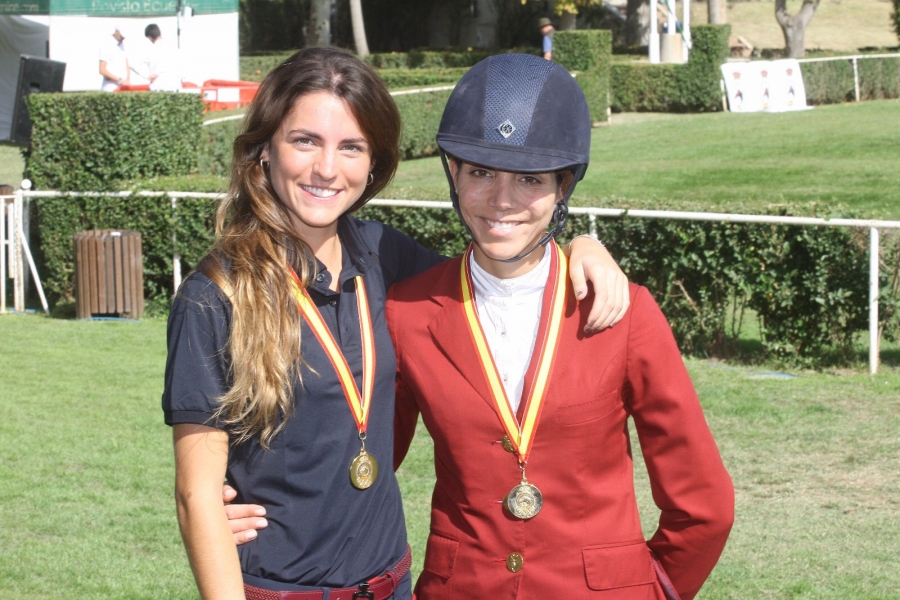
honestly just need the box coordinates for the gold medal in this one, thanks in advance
[505,481,543,519]
[292,270,379,491]
[350,448,379,489]
[459,243,567,520]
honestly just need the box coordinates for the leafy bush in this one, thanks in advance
[240,52,294,81]
[32,193,218,313]
[198,118,243,177]
[366,47,540,69]
[32,192,889,365]
[366,52,410,69]
[893,0,900,38]
[376,68,468,89]
[392,90,453,159]
[609,24,730,113]
[611,63,678,112]
[555,30,613,123]
[25,92,204,191]
[676,24,731,112]
[802,56,900,104]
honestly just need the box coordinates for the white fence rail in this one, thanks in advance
[4,191,898,374]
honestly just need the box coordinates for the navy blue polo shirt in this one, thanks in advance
[162,216,442,591]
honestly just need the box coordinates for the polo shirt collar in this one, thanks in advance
[308,215,372,295]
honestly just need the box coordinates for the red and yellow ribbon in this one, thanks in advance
[459,242,568,463]
[290,269,375,434]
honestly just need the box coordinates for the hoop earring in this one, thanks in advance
[367,172,374,186]
[260,159,269,169]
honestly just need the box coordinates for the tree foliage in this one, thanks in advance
[893,0,900,39]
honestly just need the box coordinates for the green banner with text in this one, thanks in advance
[0,0,235,15]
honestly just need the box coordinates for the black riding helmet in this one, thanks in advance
[436,53,592,261]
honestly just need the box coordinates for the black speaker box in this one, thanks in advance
[11,55,66,145]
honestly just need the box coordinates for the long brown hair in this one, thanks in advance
[200,47,401,447]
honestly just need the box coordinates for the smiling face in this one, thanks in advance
[261,91,372,246]
[450,160,569,279]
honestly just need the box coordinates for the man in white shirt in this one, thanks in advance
[99,24,129,91]
[131,23,182,91]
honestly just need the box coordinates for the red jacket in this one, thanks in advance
[388,256,733,600]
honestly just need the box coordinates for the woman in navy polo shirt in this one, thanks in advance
[163,47,628,600]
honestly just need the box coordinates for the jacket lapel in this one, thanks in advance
[426,256,503,418]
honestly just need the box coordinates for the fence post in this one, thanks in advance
[869,227,880,374]
[1,195,6,314]
[13,187,24,312]
[171,194,182,292]
[852,57,860,102]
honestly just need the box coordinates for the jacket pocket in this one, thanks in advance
[558,391,621,426]
[583,540,656,590]
[423,532,459,579]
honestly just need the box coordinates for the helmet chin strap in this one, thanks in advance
[496,202,568,263]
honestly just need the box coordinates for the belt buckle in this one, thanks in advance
[352,583,375,600]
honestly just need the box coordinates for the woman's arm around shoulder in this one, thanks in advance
[173,423,244,599]
[566,235,630,332]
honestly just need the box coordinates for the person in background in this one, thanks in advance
[538,17,555,61]
[164,47,629,600]
[99,24,129,91]
[132,24,182,91]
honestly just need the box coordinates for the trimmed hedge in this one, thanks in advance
[25,92,204,191]
[198,118,243,177]
[392,90,452,160]
[610,63,678,112]
[555,30,613,124]
[366,47,540,69]
[610,24,731,113]
[32,193,892,366]
[802,56,900,105]
[240,52,294,81]
[376,68,468,90]
[32,193,217,314]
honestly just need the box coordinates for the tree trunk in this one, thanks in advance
[625,0,650,46]
[559,10,577,30]
[708,0,726,25]
[349,0,369,56]
[309,0,331,47]
[775,0,819,58]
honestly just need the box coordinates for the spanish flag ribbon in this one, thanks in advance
[290,268,375,433]
[459,242,567,462]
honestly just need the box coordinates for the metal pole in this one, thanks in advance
[588,213,598,239]
[13,189,24,312]
[17,216,49,315]
[649,0,660,64]
[852,57,860,102]
[869,227,880,374]
[171,194,182,291]
[1,198,7,313]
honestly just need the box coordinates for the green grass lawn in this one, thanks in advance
[385,100,900,219]
[1,316,899,598]
[0,144,25,189]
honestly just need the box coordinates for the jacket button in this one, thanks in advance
[501,434,515,453]
[506,552,524,573]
